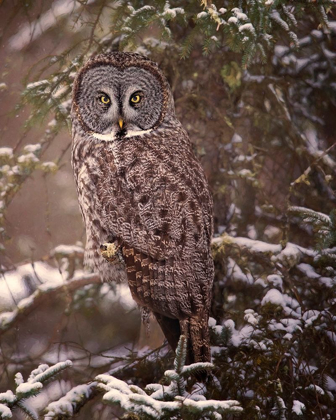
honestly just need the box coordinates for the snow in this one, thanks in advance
[17,153,39,164]
[326,331,336,346]
[26,80,49,90]
[319,277,334,288]
[41,162,58,172]
[274,45,289,58]
[267,274,283,289]
[231,133,242,143]
[51,244,84,256]
[45,383,96,416]
[238,169,253,177]
[9,0,94,51]
[280,318,301,333]
[302,310,320,327]
[306,384,325,395]
[175,396,243,413]
[208,317,216,327]
[272,243,302,267]
[0,391,15,404]
[247,225,257,240]
[231,9,248,21]
[226,257,254,284]
[28,365,49,382]
[96,375,131,394]
[297,263,320,279]
[0,312,15,329]
[231,237,282,254]
[14,373,24,386]
[264,225,281,241]
[130,5,154,17]
[223,319,254,347]
[163,4,184,19]
[239,23,255,35]
[326,376,336,391]
[0,148,13,158]
[244,309,259,326]
[17,295,36,311]
[271,10,289,31]
[261,289,286,307]
[0,404,12,419]
[23,144,41,154]
[197,12,208,19]
[182,362,214,375]
[16,382,42,396]
[31,360,72,383]
[228,17,238,24]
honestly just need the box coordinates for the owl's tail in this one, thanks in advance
[153,312,181,354]
[153,312,211,371]
[181,314,211,364]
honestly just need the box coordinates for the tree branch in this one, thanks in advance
[0,273,100,336]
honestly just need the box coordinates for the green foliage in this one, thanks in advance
[221,61,242,90]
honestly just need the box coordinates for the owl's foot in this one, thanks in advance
[100,242,124,265]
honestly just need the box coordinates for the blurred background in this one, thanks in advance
[0,1,336,419]
[1,0,84,263]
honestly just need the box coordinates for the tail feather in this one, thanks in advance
[153,312,181,353]
[153,312,211,367]
[181,315,211,364]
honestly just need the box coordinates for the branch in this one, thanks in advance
[212,234,317,268]
[0,273,100,336]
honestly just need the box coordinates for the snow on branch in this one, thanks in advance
[0,272,100,336]
[96,335,242,419]
[44,382,98,418]
[0,361,72,419]
[289,206,332,228]
[212,234,316,267]
[9,0,95,51]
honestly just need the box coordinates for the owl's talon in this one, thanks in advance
[100,242,124,265]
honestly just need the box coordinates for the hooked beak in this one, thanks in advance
[118,118,124,129]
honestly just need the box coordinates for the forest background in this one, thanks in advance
[0,1,336,419]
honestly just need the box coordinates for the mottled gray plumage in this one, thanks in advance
[71,52,214,363]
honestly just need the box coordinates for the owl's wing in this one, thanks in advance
[109,154,213,263]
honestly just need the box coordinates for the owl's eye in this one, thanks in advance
[99,94,111,105]
[130,92,142,105]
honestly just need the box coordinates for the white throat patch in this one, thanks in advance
[92,129,152,141]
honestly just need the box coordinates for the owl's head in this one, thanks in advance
[72,52,175,141]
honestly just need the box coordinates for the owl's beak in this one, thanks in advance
[118,118,124,129]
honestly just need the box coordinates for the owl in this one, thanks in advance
[71,52,214,364]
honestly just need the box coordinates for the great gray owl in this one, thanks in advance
[71,52,214,364]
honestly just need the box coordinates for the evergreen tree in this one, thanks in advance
[0,1,335,418]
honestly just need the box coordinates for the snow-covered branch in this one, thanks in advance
[0,273,100,336]
[0,361,72,419]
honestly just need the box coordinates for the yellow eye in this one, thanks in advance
[130,94,141,104]
[100,95,110,105]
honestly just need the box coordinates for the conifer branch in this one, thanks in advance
[0,361,72,419]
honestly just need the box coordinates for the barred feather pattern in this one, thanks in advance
[71,52,214,363]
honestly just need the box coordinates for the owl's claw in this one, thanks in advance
[100,242,124,265]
